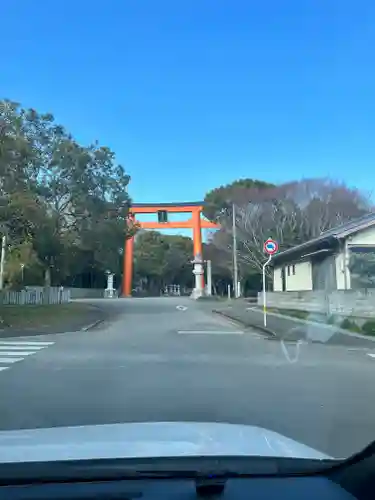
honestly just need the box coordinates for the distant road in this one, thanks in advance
[1,297,375,458]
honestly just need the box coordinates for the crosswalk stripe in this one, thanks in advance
[0,357,24,363]
[0,351,35,356]
[0,345,46,350]
[0,341,54,346]
[0,341,55,372]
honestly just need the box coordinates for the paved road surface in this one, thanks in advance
[1,297,375,459]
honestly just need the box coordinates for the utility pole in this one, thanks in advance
[0,235,6,290]
[232,203,239,298]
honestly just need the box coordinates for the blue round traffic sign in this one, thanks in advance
[264,238,278,255]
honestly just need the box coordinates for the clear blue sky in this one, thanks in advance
[2,0,375,207]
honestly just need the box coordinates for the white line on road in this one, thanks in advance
[0,357,24,363]
[0,345,46,350]
[367,353,375,358]
[0,351,36,356]
[0,341,54,346]
[177,330,244,335]
[0,340,54,345]
[0,367,9,371]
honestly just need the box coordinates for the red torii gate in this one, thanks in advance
[123,202,219,297]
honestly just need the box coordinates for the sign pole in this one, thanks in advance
[0,235,6,291]
[262,255,272,327]
[262,238,279,328]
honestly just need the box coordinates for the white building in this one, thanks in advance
[272,213,375,292]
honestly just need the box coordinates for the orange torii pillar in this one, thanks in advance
[122,203,219,297]
[124,218,135,299]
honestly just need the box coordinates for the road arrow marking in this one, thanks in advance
[176,305,188,311]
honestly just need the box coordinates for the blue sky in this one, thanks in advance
[2,0,375,214]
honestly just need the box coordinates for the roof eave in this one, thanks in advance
[271,235,339,266]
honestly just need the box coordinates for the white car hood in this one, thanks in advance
[0,421,331,464]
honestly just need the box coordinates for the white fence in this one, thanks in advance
[0,288,71,305]
[25,286,105,299]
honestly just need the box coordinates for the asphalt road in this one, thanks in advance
[1,297,375,459]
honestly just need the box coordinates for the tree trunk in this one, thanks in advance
[44,267,51,287]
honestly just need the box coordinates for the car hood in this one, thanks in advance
[0,422,331,463]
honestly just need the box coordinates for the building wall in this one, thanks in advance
[273,261,313,292]
[311,254,337,291]
[335,251,350,290]
[286,261,313,291]
[348,225,375,246]
[273,266,283,291]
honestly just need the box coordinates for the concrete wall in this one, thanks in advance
[259,289,375,319]
[68,288,105,299]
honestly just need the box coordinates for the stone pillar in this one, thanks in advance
[191,253,205,299]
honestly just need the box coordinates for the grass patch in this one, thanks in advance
[257,305,375,338]
[340,318,362,333]
[360,320,375,337]
[0,303,96,329]
[268,308,310,320]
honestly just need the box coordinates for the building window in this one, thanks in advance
[287,266,290,276]
[292,264,296,275]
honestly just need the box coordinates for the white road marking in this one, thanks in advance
[0,357,24,363]
[177,330,244,335]
[280,340,302,364]
[0,340,55,373]
[0,341,54,346]
[367,353,375,358]
[176,305,188,311]
[0,345,45,350]
[0,351,35,356]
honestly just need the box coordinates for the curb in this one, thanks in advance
[212,309,277,338]
[214,306,375,348]
[80,318,105,331]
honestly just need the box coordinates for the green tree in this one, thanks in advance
[204,178,275,221]
[0,98,133,288]
[133,231,193,294]
[210,178,373,287]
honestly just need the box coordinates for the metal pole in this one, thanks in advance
[0,235,6,290]
[232,203,239,298]
[206,260,212,296]
[262,255,272,327]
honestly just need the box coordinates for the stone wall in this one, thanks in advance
[258,289,375,318]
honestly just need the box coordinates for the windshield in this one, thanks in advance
[0,0,374,466]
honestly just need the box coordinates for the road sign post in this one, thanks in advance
[262,239,279,327]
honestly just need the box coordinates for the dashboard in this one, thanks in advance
[0,476,359,500]
[1,447,375,500]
